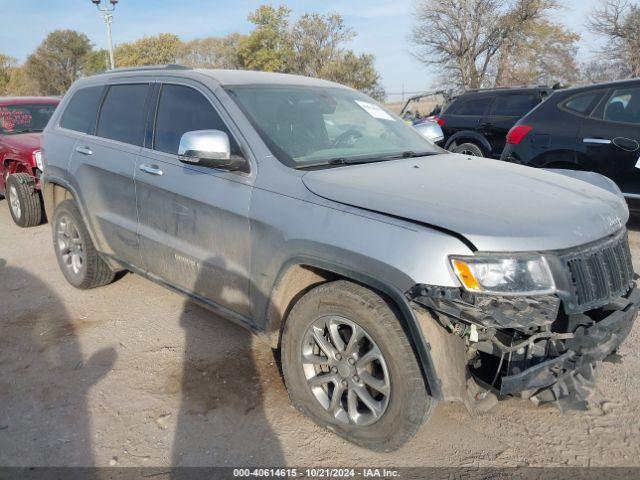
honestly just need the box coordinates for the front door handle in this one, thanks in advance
[75,146,93,155]
[583,138,612,145]
[139,163,164,176]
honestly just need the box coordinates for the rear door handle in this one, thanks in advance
[75,146,93,155]
[583,138,612,145]
[139,163,163,176]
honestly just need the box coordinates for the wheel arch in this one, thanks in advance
[444,131,492,154]
[3,158,33,179]
[266,257,444,399]
[42,178,119,269]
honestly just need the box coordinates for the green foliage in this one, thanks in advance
[323,52,386,101]
[236,5,385,99]
[3,66,40,96]
[115,33,182,67]
[24,29,92,95]
[238,5,294,72]
[179,34,245,69]
[0,53,16,95]
[83,49,110,76]
[2,6,385,100]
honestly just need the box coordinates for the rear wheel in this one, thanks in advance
[52,200,115,289]
[6,173,42,228]
[451,142,484,157]
[281,280,436,451]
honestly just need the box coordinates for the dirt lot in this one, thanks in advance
[1,203,640,468]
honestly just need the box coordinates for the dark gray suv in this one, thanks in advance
[42,66,638,451]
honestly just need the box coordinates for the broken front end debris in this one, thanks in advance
[409,230,639,411]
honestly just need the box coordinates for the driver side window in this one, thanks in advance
[153,84,241,156]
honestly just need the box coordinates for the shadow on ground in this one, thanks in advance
[0,264,115,466]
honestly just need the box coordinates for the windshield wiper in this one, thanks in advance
[11,129,43,134]
[296,151,437,170]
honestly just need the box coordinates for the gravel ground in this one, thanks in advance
[1,204,639,468]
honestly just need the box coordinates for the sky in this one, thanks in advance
[0,0,604,101]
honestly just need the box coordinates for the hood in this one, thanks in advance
[302,154,628,252]
[0,132,42,153]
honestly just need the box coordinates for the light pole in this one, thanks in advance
[91,0,118,70]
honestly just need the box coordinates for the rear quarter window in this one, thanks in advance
[560,91,604,116]
[490,93,539,116]
[60,86,104,133]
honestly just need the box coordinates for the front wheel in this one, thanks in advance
[6,173,43,228]
[281,280,436,451]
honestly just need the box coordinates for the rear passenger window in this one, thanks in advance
[603,87,640,125]
[446,97,491,116]
[96,84,149,146]
[60,86,104,133]
[153,84,240,155]
[563,92,601,115]
[490,94,538,116]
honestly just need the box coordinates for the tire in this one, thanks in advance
[451,142,484,157]
[281,280,436,451]
[6,173,42,228]
[51,199,115,289]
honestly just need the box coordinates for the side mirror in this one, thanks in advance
[178,130,246,171]
[414,121,444,144]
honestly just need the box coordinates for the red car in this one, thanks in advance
[0,96,59,227]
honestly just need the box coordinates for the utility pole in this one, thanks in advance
[91,0,118,70]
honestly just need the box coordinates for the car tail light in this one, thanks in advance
[434,115,445,127]
[506,125,533,145]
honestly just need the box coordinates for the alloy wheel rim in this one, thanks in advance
[301,315,390,426]
[56,215,84,275]
[9,185,21,219]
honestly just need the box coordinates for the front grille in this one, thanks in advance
[563,231,634,309]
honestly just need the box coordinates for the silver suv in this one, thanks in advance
[42,66,638,451]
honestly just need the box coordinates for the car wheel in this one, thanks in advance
[281,280,436,451]
[452,142,484,157]
[6,173,43,228]
[52,200,115,289]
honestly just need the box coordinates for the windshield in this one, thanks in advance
[226,85,442,168]
[0,104,57,135]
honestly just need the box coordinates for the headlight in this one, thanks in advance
[450,255,555,295]
[34,151,43,171]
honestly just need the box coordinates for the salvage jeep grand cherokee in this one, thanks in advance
[42,66,638,451]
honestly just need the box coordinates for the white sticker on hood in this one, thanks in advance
[355,100,395,121]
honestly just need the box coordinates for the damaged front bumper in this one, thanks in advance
[409,284,639,411]
[500,286,638,410]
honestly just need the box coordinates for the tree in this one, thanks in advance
[115,34,182,67]
[24,30,92,95]
[0,54,16,94]
[83,49,110,76]
[411,0,559,89]
[493,20,580,86]
[3,67,40,96]
[587,0,640,80]
[179,34,245,69]
[291,13,355,77]
[324,52,386,100]
[238,5,294,71]
[235,5,385,99]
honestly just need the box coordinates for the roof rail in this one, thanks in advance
[464,85,552,93]
[101,64,192,74]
